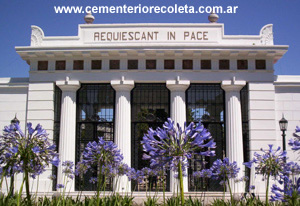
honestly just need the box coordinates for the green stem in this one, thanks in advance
[178,161,185,206]
[162,176,165,206]
[8,172,14,197]
[62,175,67,206]
[17,179,25,206]
[35,175,39,204]
[223,177,226,201]
[24,169,31,205]
[226,177,233,204]
[266,174,270,206]
[96,164,103,206]
[0,172,5,192]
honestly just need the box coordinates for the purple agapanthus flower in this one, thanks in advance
[210,157,240,181]
[193,169,213,179]
[127,168,144,183]
[89,177,98,184]
[78,137,124,170]
[249,185,255,190]
[141,167,157,177]
[56,184,64,189]
[61,160,75,182]
[0,122,59,178]
[141,118,216,174]
[244,145,286,204]
[244,145,286,179]
[75,137,130,193]
[289,126,300,151]
[271,176,300,202]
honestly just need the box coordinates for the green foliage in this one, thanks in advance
[184,196,202,206]
[166,196,181,206]
[210,196,287,206]
[0,194,134,206]
[0,194,294,206]
[164,196,203,206]
[144,196,159,206]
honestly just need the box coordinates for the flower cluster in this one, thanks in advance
[269,127,300,203]
[0,122,59,201]
[193,169,213,179]
[210,158,240,182]
[62,160,75,180]
[270,161,300,202]
[271,176,300,202]
[0,122,59,178]
[141,118,216,173]
[141,118,216,205]
[76,137,124,176]
[281,161,300,178]
[244,145,286,179]
[289,126,300,151]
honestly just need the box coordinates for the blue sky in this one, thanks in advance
[0,0,299,77]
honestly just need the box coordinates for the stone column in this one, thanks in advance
[221,79,246,194]
[56,78,80,192]
[111,78,134,193]
[166,77,190,193]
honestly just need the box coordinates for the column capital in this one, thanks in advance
[221,79,246,92]
[166,78,190,92]
[56,78,80,92]
[111,79,134,92]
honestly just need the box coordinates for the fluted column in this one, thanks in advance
[221,79,246,194]
[166,77,190,193]
[56,79,80,192]
[111,79,134,193]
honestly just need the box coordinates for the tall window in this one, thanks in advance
[52,85,62,191]
[76,84,115,191]
[131,84,170,191]
[186,84,225,191]
[241,85,250,191]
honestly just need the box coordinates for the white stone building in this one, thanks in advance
[1,14,299,196]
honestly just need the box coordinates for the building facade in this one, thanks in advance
[1,16,299,195]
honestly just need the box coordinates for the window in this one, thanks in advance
[146,60,156,70]
[186,84,225,191]
[38,61,48,71]
[52,86,62,191]
[201,60,211,70]
[76,84,115,191]
[164,60,175,70]
[219,60,230,70]
[74,60,84,70]
[256,60,266,70]
[91,60,102,70]
[183,60,193,70]
[55,61,66,70]
[241,85,250,191]
[128,60,138,70]
[237,60,248,70]
[131,84,170,191]
[109,60,120,70]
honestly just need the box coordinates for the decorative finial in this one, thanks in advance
[208,12,219,23]
[84,12,95,24]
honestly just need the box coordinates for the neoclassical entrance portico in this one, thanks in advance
[15,14,288,194]
[53,76,247,193]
